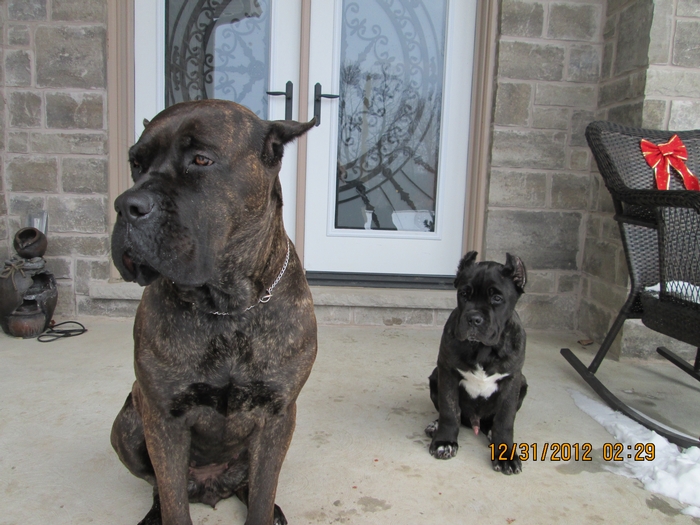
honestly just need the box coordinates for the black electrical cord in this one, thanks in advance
[37,321,87,343]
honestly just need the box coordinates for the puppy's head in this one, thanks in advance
[111,100,315,287]
[452,251,526,345]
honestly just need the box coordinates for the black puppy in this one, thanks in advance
[110,100,317,525]
[426,251,527,474]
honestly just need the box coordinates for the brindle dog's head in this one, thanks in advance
[111,100,314,287]
[453,251,527,346]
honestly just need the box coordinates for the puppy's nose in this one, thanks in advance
[115,192,155,224]
[467,313,484,327]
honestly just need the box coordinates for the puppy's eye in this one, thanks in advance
[193,155,213,167]
[491,295,504,305]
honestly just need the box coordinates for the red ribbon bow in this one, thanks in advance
[640,135,700,191]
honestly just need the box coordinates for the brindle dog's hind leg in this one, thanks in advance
[234,486,288,525]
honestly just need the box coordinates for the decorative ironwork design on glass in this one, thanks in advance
[166,0,270,118]
[335,0,447,232]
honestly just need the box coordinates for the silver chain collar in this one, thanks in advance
[210,238,290,316]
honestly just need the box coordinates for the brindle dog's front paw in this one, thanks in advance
[429,440,458,459]
[492,455,522,475]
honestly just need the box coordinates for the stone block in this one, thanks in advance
[353,307,434,326]
[526,271,556,294]
[669,100,700,131]
[598,72,646,108]
[551,173,590,210]
[646,68,700,98]
[607,102,644,128]
[485,209,582,270]
[603,15,616,39]
[46,93,104,129]
[673,20,700,68]
[494,82,531,126]
[47,195,107,233]
[621,319,697,360]
[677,0,700,17]
[45,257,72,279]
[516,293,576,331]
[642,99,667,129]
[75,258,110,294]
[582,237,618,280]
[570,149,590,171]
[558,273,580,293]
[491,129,567,169]
[535,84,596,108]
[532,106,569,130]
[53,281,76,318]
[601,42,613,80]
[547,3,599,42]
[614,0,653,75]
[8,132,29,153]
[9,91,42,128]
[76,296,139,317]
[36,26,106,89]
[606,0,627,16]
[648,0,672,65]
[30,132,107,154]
[615,248,629,287]
[586,215,602,238]
[570,110,595,147]
[5,50,32,86]
[44,235,109,257]
[601,216,620,242]
[488,170,547,208]
[52,0,107,22]
[501,0,544,38]
[567,45,600,83]
[498,41,564,81]
[8,25,31,46]
[9,0,47,20]
[314,305,352,325]
[62,157,108,193]
[436,308,452,326]
[0,194,6,215]
[10,193,46,217]
[577,298,617,350]
[7,157,58,192]
[589,278,627,314]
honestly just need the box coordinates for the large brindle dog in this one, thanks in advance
[110,100,317,525]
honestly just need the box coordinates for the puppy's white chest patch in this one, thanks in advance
[458,366,509,399]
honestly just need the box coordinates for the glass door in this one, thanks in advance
[303,0,477,276]
[134,0,303,240]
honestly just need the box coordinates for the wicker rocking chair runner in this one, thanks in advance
[560,121,700,449]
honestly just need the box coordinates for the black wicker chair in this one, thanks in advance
[561,121,700,449]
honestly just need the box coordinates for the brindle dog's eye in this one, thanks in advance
[194,155,213,167]
[460,286,472,298]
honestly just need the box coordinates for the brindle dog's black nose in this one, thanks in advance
[115,192,155,224]
[467,312,484,327]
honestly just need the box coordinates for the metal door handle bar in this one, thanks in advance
[267,81,293,120]
[313,82,339,126]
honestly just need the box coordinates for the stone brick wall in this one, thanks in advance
[485,0,604,331]
[1,0,110,318]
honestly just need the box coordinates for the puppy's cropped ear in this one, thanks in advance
[143,118,150,129]
[454,251,478,287]
[504,253,527,293]
[261,118,316,167]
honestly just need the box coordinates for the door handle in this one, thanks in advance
[313,82,339,126]
[267,80,293,120]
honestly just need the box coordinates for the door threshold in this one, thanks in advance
[305,272,454,290]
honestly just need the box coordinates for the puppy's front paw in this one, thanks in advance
[429,440,458,460]
[424,419,438,438]
[492,456,522,475]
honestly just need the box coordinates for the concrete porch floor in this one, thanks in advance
[1,318,699,525]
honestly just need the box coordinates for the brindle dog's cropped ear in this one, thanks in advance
[261,118,316,167]
[504,253,527,293]
[454,250,478,288]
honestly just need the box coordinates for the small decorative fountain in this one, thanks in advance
[0,227,58,338]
